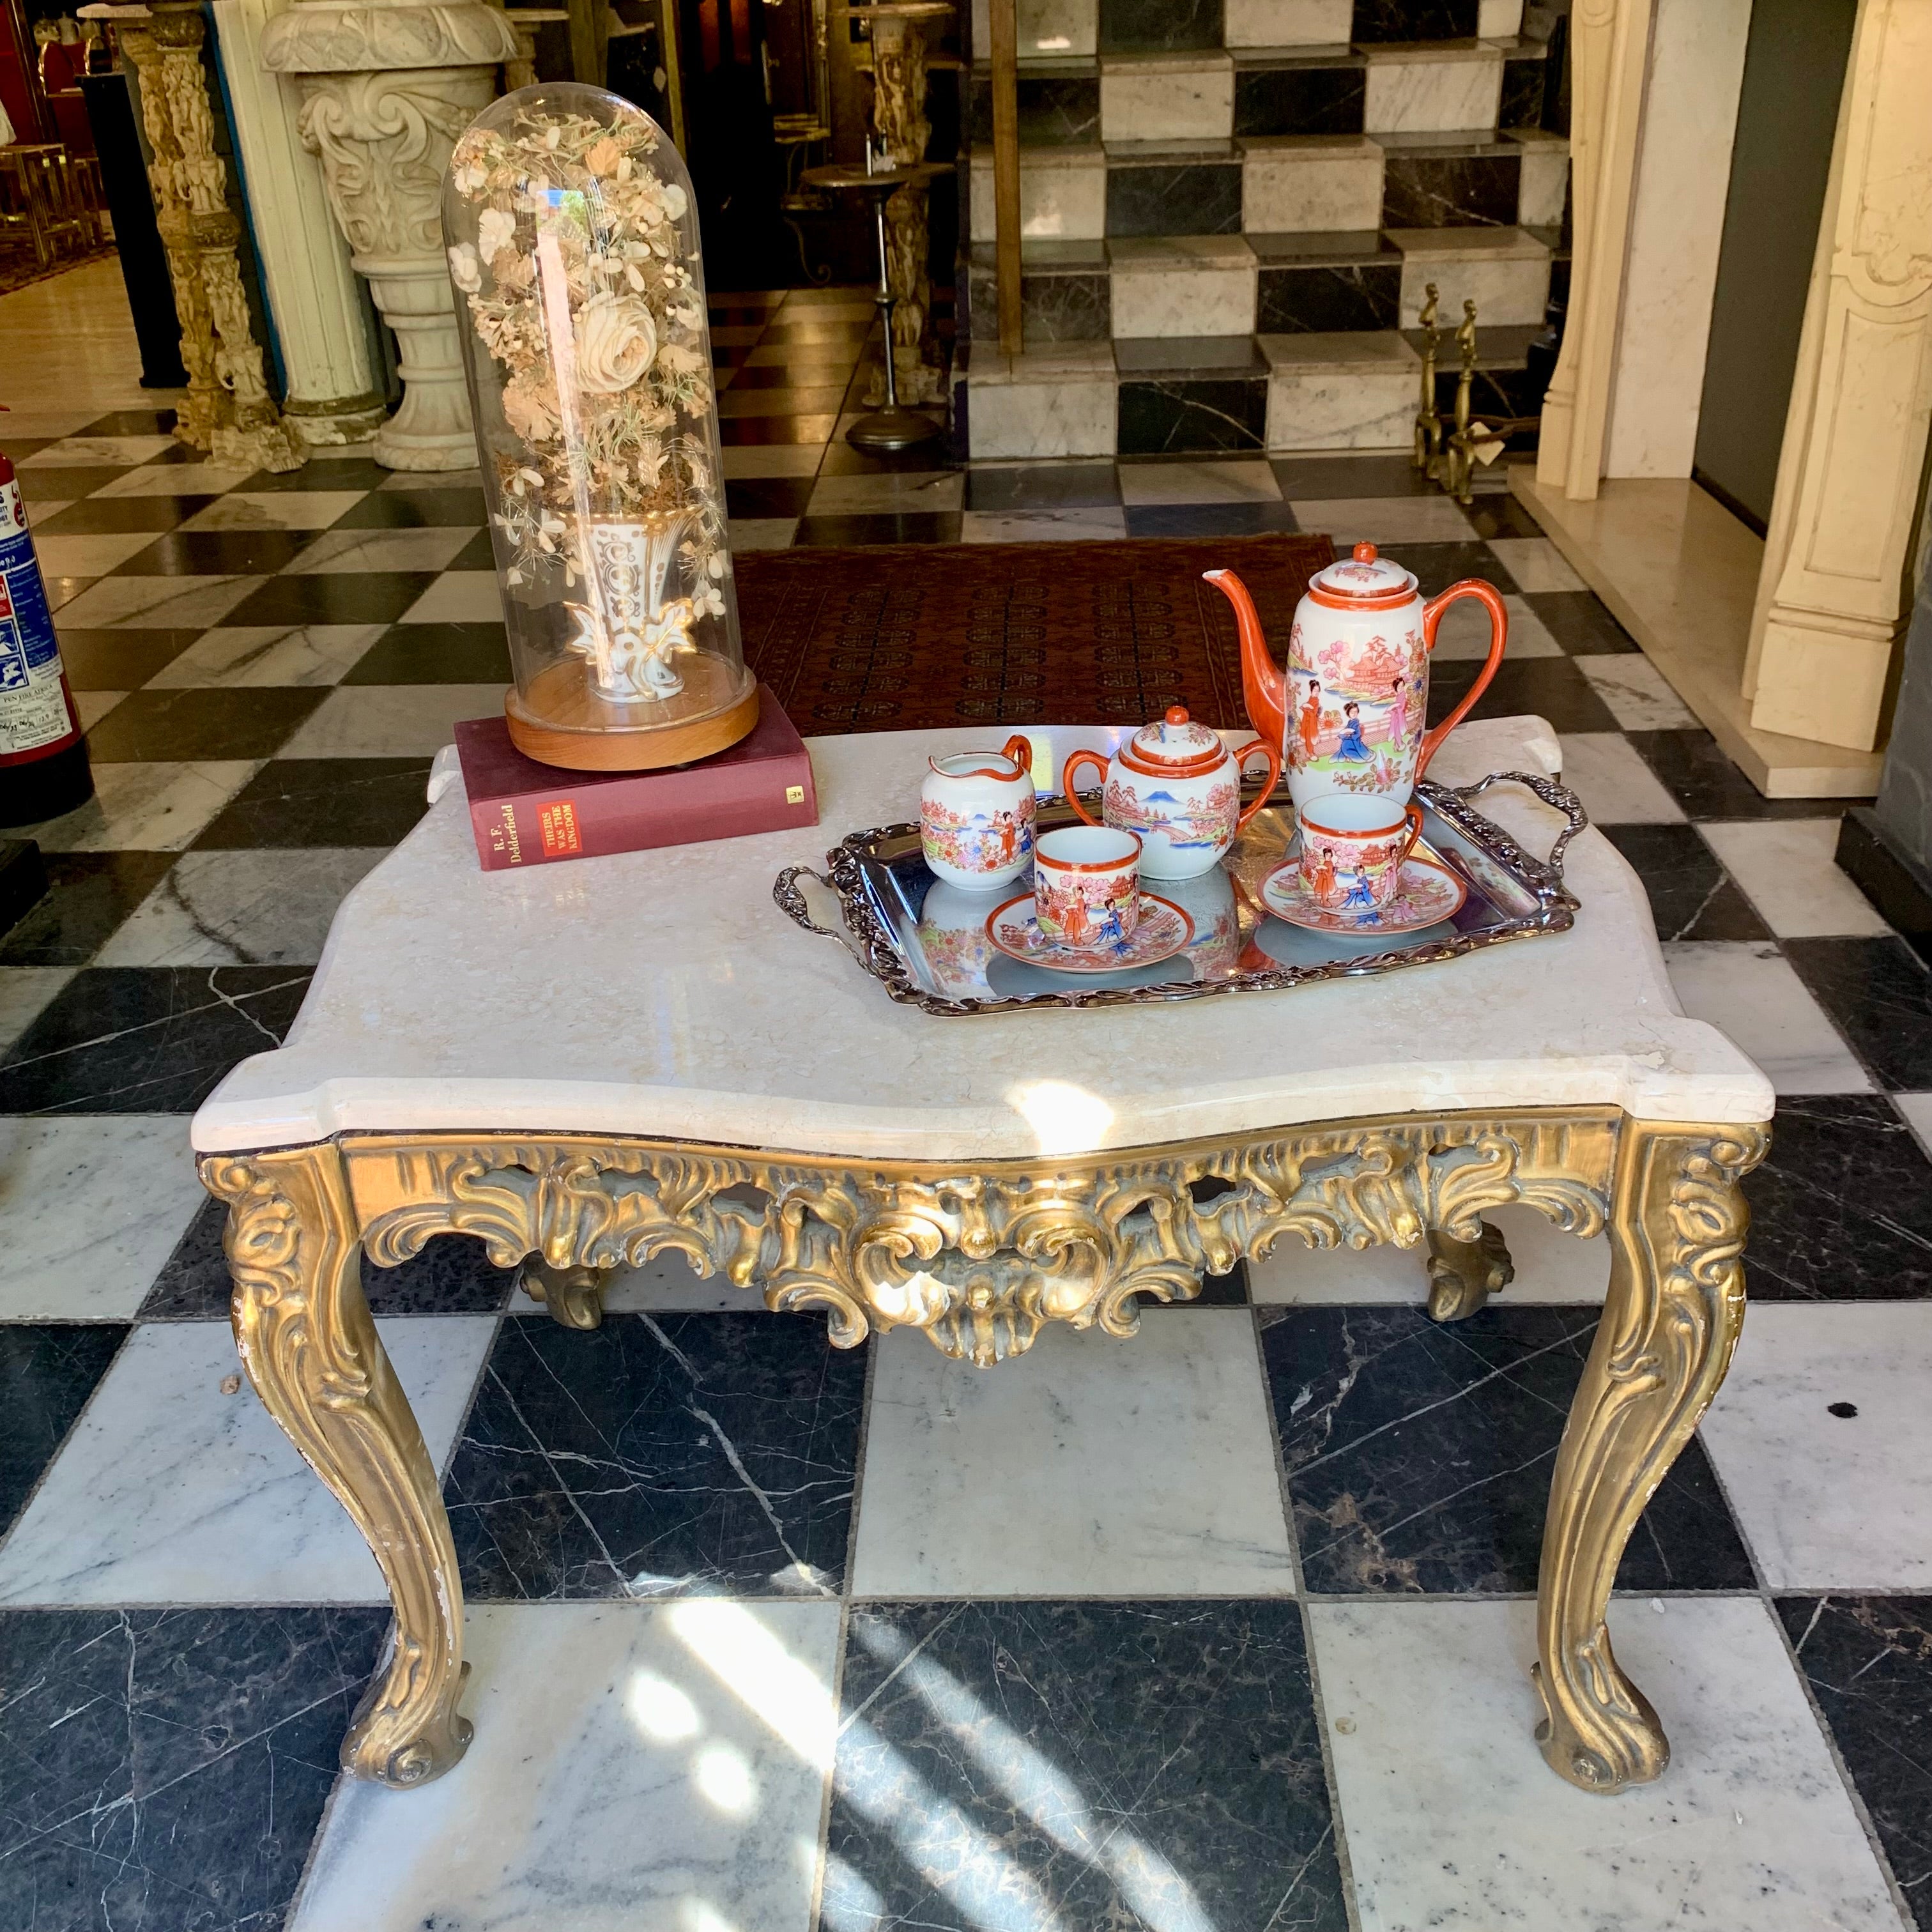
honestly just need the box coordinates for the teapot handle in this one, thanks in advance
[1417,579,1509,780]
[1062,747,1109,827]
[1232,737,1284,832]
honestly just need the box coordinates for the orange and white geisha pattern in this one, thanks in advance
[1103,775,1239,857]
[919,792,1035,880]
[1036,864,1137,952]
[1300,824,1411,916]
[1287,617,1425,799]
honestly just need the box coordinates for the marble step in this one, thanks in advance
[963,130,1567,241]
[953,328,1436,456]
[966,0,1527,59]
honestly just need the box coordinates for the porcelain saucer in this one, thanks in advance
[1260,853,1468,936]
[985,892,1195,974]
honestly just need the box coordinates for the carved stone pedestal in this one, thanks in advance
[262,0,519,471]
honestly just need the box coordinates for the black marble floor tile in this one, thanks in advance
[0,1604,386,1932]
[824,1599,1347,1932]
[964,462,1121,511]
[1382,152,1519,228]
[1461,491,1545,540]
[1780,1594,1932,1919]
[1259,259,1402,332]
[36,495,220,535]
[1118,377,1268,455]
[19,464,132,503]
[1501,54,1549,130]
[447,528,497,571]
[114,528,312,577]
[1235,58,1366,137]
[1784,937,1932,1091]
[1602,825,1770,943]
[137,1193,231,1319]
[240,456,388,493]
[445,1311,866,1600]
[1351,0,1478,37]
[1107,162,1243,238]
[0,965,311,1113]
[755,321,873,348]
[191,756,434,848]
[1428,652,1621,734]
[1385,538,1506,596]
[817,437,955,478]
[1126,502,1302,539]
[0,851,176,966]
[222,570,436,627]
[80,408,177,435]
[0,1325,124,1537]
[1742,1097,1932,1301]
[52,626,204,690]
[1519,588,1638,654]
[329,486,489,528]
[726,474,820,519]
[1272,452,1438,498]
[965,254,1113,344]
[718,413,843,447]
[967,71,1101,147]
[728,361,859,395]
[1098,0,1223,52]
[341,620,510,686]
[84,687,326,763]
[1264,1304,1756,1594]
[1627,728,1845,821]
[793,512,963,547]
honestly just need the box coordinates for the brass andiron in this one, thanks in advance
[1414,292,1534,507]
[1413,282,1445,482]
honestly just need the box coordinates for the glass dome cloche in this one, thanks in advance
[443,84,756,771]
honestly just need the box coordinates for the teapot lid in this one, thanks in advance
[1124,706,1227,778]
[1310,541,1418,609]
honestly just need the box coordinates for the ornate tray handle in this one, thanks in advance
[773,864,840,937]
[1439,770,1590,877]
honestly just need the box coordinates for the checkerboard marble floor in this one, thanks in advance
[5,268,1932,1930]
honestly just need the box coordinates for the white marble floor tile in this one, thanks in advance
[279,685,510,758]
[0,966,73,1054]
[33,531,162,576]
[730,518,799,551]
[380,466,481,491]
[398,572,505,624]
[0,1316,494,1605]
[1432,590,1560,659]
[289,526,478,574]
[1363,43,1503,136]
[0,1116,207,1319]
[1698,819,1892,939]
[960,509,1128,542]
[42,573,95,611]
[91,463,259,498]
[1575,652,1699,730]
[1117,459,1282,505]
[1703,1303,1932,1591]
[23,759,261,852]
[1892,1092,1932,1158]
[17,498,73,525]
[1487,535,1586,593]
[180,491,371,532]
[806,471,964,514]
[72,690,125,729]
[1662,940,1871,1094]
[292,1598,839,1932]
[1310,1596,1903,1932]
[20,434,178,467]
[95,847,387,967]
[1284,495,1478,546]
[602,1249,768,1315]
[1555,732,1687,824]
[1248,1206,1609,1304]
[0,410,98,438]
[144,622,387,689]
[54,572,263,629]
[851,1312,1294,1597]
[721,444,827,478]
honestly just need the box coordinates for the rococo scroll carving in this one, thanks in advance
[298,75,483,259]
[341,1112,1620,1366]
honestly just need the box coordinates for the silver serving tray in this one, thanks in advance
[774,772,1586,1016]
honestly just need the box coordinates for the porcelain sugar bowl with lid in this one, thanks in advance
[1061,708,1282,880]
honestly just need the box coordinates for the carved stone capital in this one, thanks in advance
[261,0,519,77]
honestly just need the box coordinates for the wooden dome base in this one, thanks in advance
[504,656,761,772]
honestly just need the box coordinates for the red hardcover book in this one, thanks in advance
[454,684,818,871]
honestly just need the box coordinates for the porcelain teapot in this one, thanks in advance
[1061,707,1282,880]
[1204,543,1507,811]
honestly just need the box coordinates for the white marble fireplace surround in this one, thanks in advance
[191,715,1772,1162]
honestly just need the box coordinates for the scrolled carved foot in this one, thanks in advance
[1531,1641,1667,1793]
[1424,1220,1514,1322]
[344,1657,474,1787]
[519,1256,614,1330]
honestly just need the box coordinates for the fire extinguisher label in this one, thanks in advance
[0,475,80,759]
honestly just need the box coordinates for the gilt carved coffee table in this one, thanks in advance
[192,714,1773,1800]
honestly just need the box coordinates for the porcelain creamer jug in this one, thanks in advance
[1061,708,1282,880]
[920,734,1035,890]
[1204,543,1506,811]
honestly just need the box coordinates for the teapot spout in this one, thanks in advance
[1202,569,1286,754]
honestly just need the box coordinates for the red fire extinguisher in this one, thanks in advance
[0,448,93,827]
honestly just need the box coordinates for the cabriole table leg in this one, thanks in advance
[203,1144,472,1788]
[1532,1120,1768,1793]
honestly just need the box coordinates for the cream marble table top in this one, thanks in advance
[190,714,1774,1160]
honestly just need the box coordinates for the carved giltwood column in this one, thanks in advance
[1742,0,1932,753]
[263,0,519,471]
[121,6,305,470]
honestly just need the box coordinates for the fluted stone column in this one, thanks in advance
[263,0,519,470]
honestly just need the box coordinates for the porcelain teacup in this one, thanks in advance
[1034,825,1142,950]
[1296,792,1423,916]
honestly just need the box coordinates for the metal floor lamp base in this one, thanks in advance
[846,404,942,452]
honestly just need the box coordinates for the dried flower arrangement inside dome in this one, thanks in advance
[443,84,757,772]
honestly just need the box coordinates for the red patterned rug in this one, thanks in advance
[735,532,1335,734]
